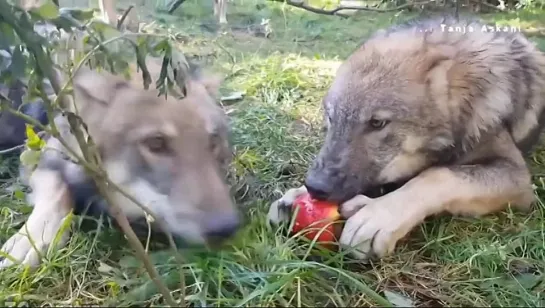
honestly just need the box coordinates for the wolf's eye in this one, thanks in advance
[369,119,389,130]
[143,135,169,154]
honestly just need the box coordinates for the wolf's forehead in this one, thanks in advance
[130,103,208,136]
[323,77,351,109]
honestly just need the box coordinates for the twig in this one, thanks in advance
[66,116,178,305]
[165,231,187,306]
[267,0,434,15]
[117,5,134,30]
[167,0,188,14]
[468,0,506,11]
[0,144,25,154]
[0,102,49,132]
[95,178,178,305]
[0,125,47,154]
[269,0,349,17]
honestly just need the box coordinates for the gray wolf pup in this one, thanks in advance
[0,58,240,268]
[268,16,545,260]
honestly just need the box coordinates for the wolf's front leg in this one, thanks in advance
[339,161,535,261]
[267,186,308,225]
[0,169,73,268]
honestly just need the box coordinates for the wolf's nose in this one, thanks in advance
[305,178,333,201]
[203,213,240,240]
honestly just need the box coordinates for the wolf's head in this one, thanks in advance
[305,26,472,203]
[71,61,238,245]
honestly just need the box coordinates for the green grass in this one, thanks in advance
[2,0,545,306]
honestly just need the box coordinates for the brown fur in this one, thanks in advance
[268,17,545,260]
[0,58,238,268]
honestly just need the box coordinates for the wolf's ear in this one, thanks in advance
[420,45,469,109]
[199,74,223,98]
[71,68,131,128]
[185,72,223,99]
[418,46,456,82]
[183,61,223,98]
[73,68,129,109]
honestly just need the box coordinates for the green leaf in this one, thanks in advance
[89,20,123,41]
[9,45,26,80]
[25,72,43,103]
[30,0,60,20]
[48,211,73,255]
[72,37,88,66]
[156,54,170,94]
[135,42,151,90]
[19,149,41,168]
[0,22,18,50]
[51,15,79,33]
[152,39,171,53]
[25,124,45,150]
[59,7,95,22]
[13,190,25,201]
[170,50,188,76]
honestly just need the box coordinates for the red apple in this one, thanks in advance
[291,192,343,248]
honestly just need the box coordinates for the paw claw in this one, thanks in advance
[340,194,373,218]
[267,186,307,225]
[267,199,291,225]
[339,195,410,261]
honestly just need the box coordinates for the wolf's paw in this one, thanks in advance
[0,213,71,269]
[339,194,418,261]
[267,186,308,225]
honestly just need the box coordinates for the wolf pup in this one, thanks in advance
[0,59,240,268]
[268,16,545,260]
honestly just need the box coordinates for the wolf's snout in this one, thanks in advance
[202,212,240,240]
[305,175,334,201]
[306,164,363,202]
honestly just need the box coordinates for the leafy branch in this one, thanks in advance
[267,0,435,17]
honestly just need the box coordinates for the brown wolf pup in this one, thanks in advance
[0,58,239,268]
[268,16,545,260]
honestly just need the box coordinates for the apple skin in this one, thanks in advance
[291,192,343,247]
